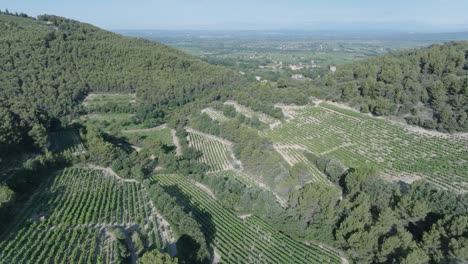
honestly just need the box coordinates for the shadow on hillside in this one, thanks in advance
[161,184,216,244]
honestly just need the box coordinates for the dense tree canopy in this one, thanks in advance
[322,42,468,132]
[0,14,241,157]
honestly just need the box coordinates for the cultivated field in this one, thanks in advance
[153,174,342,264]
[187,129,239,172]
[0,168,173,263]
[201,107,230,122]
[263,102,468,192]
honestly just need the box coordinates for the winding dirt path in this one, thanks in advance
[87,165,139,183]
[193,181,216,200]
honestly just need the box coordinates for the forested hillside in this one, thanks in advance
[0,13,240,157]
[324,41,468,132]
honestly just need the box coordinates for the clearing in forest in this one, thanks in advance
[152,174,343,264]
[263,102,468,192]
[123,126,174,149]
[0,167,174,263]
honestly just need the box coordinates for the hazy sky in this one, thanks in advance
[2,0,468,31]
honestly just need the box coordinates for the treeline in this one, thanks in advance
[321,41,468,132]
[0,14,241,157]
[228,81,310,119]
[144,181,209,263]
[0,9,30,18]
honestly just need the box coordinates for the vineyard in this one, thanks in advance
[263,102,468,192]
[152,174,343,264]
[273,145,331,186]
[187,129,239,172]
[201,107,230,122]
[0,168,173,263]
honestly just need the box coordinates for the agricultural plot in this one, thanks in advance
[0,167,172,263]
[187,129,239,172]
[273,145,331,185]
[209,170,289,207]
[263,102,468,192]
[201,107,230,122]
[209,170,259,188]
[152,174,342,264]
[49,129,84,153]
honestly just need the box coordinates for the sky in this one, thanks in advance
[1,0,468,32]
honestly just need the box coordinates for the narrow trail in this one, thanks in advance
[320,142,354,155]
[87,164,139,183]
[318,104,362,122]
[171,129,182,156]
[193,180,217,200]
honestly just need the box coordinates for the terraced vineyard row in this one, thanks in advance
[153,174,342,264]
[264,102,468,192]
[188,131,235,172]
[274,145,332,185]
[202,107,230,122]
[0,168,169,263]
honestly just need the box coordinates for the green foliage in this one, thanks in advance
[0,14,240,157]
[0,184,15,207]
[326,42,468,132]
[138,250,177,264]
[146,182,209,263]
[314,156,348,184]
